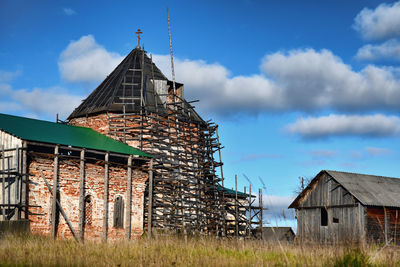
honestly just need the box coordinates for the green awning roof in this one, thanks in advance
[217,186,252,197]
[0,113,151,158]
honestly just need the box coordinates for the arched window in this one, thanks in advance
[321,207,328,226]
[114,196,124,228]
[84,195,93,226]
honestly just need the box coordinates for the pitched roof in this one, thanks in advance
[289,170,400,208]
[67,47,203,123]
[0,113,151,157]
[217,186,253,198]
[262,227,295,237]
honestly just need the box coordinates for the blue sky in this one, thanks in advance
[2,0,400,228]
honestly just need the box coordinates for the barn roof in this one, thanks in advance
[67,47,203,123]
[262,227,295,237]
[0,113,151,158]
[289,170,400,208]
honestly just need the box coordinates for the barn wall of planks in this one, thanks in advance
[295,172,365,243]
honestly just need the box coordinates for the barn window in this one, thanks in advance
[333,217,339,223]
[321,208,328,226]
[84,195,93,226]
[114,196,124,228]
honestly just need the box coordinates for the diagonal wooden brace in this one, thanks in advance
[39,170,80,242]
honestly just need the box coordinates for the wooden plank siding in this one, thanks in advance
[0,130,24,221]
[296,173,365,243]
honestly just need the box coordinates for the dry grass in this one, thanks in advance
[0,234,399,266]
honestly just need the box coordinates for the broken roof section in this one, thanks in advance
[68,47,203,123]
[0,113,151,157]
[289,170,400,209]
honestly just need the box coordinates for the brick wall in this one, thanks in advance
[69,114,110,136]
[28,152,148,241]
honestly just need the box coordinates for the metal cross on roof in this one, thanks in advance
[136,29,143,46]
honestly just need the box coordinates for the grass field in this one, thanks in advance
[0,234,399,266]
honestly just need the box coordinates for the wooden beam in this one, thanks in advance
[147,159,153,240]
[51,145,59,239]
[384,206,388,245]
[296,204,359,210]
[1,145,5,221]
[248,184,251,237]
[235,174,238,237]
[259,188,263,240]
[21,141,28,219]
[126,155,132,239]
[15,146,20,219]
[78,149,85,242]
[103,152,109,242]
[40,170,79,242]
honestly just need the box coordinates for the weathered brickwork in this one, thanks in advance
[28,153,148,240]
[69,114,110,136]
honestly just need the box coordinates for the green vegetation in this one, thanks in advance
[0,234,398,266]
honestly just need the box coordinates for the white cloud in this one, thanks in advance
[12,87,82,119]
[0,70,20,83]
[286,114,400,138]
[59,36,400,116]
[58,35,123,83]
[259,194,296,221]
[353,1,400,40]
[63,8,77,16]
[0,70,82,119]
[309,150,338,158]
[154,49,400,115]
[356,39,400,61]
[365,146,393,156]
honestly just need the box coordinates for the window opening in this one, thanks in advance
[84,195,93,226]
[114,196,124,228]
[321,207,328,226]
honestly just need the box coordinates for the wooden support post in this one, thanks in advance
[20,142,27,219]
[103,152,109,242]
[126,155,132,239]
[384,207,388,245]
[259,188,263,240]
[248,184,252,237]
[147,159,153,240]
[1,145,5,221]
[78,149,85,242]
[235,174,239,237]
[51,145,59,239]
[216,127,226,237]
[15,146,20,219]
[40,170,79,242]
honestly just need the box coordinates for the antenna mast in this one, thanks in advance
[167,7,177,102]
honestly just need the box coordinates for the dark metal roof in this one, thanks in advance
[217,186,253,198]
[68,47,203,123]
[0,113,151,157]
[289,170,400,209]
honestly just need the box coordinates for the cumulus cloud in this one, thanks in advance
[59,35,400,116]
[286,114,400,139]
[154,49,400,115]
[356,39,400,61]
[259,194,296,221]
[58,35,123,83]
[63,8,77,16]
[353,1,400,40]
[0,70,82,119]
[12,87,82,118]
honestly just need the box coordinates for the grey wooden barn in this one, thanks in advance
[289,170,400,244]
